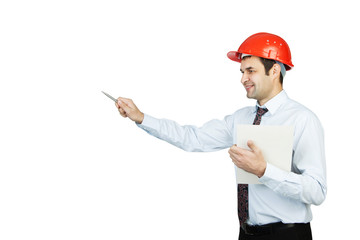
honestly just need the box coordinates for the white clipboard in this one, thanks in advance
[236,125,294,184]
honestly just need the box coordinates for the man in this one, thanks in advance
[114,32,327,240]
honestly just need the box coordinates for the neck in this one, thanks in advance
[258,86,283,106]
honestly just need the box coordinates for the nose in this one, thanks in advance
[241,73,248,84]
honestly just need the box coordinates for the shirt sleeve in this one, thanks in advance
[259,112,327,206]
[136,114,234,152]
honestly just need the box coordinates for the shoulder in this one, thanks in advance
[284,98,319,119]
[284,98,324,133]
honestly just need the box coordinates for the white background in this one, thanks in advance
[0,0,359,239]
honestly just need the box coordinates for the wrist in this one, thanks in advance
[257,162,267,178]
[135,112,144,124]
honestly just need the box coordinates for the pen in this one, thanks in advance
[102,91,117,103]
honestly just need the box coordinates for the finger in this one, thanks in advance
[117,98,123,106]
[228,153,236,163]
[117,97,133,107]
[116,97,124,108]
[118,107,127,117]
[228,149,241,162]
[228,150,234,159]
[228,148,236,158]
[230,154,239,162]
[229,144,238,152]
[116,97,128,105]
[230,154,243,168]
[117,99,131,113]
[119,97,132,105]
[230,144,246,155]
[247,140,258,152]
[119,111,127,118]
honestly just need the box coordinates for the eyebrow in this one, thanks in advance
[240,66,255,73]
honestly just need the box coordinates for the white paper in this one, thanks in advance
[236,125,294,184]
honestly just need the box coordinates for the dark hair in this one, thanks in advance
[243,56,284,85]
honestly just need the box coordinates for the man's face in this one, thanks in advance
[240,56,275,105]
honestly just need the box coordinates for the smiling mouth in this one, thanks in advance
[244,85,254,91]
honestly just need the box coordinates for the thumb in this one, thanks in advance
[247,140,258,152]
[117,99,131,112]
[119,97,132,106]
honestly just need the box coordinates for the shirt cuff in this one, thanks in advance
[136,114,160,132]
[259,163,288,184]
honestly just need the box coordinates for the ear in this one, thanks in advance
[271,63,281,80]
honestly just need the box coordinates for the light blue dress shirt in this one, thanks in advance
[137,90,327,225]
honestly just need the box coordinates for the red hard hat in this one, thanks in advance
[227,32,294,70]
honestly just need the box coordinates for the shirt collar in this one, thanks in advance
[254,90,289,115]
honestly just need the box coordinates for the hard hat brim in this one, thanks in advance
[227,51,242,63]
[227,51,294,70]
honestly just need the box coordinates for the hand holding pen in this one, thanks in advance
[102,91,144,124]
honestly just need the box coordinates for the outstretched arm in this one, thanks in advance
[114,97,234,152]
